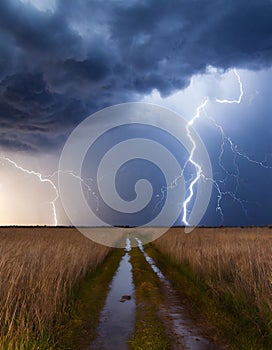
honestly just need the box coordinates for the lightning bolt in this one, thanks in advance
[154,69,244,225]
[48,170,99,211]
[153,100,208,219]
[0,156,59,225]
[166,68,270,227]
[153,98,210,226]
[181,99,209,225]
[0,69,268,228]
[0,157,99,225]
[216,68,244,104]
[180,69,247,226]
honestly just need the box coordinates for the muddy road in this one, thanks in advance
[90,238,227,350]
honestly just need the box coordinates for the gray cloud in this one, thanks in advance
[0,0,272,151]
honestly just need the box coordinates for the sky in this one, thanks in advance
[0,0,271,226]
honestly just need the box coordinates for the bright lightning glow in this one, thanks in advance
[182,98,208,225]
[48,170,99,212]
[154,69,249,226]
[0,157,99,225]
[181,70,245,226]
[0,156,59,225]
[180,68,270,227]
[216,69,244,104]
[1,69,269,227]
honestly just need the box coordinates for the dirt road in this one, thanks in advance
[90,237,227,350]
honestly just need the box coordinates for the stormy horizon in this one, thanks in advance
[0,0,271,227]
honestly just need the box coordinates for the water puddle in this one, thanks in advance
[89,239,135,350]
[135,238,227,350]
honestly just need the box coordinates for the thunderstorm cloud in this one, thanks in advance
[0,0,272,151]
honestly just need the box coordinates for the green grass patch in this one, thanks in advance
[128,246,171,350]
[0,334,55,350]
[55,248,123,350]
[148,244,272,350]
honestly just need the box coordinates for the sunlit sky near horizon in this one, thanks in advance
[0,0,271,226]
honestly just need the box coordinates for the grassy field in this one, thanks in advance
[0,227,111,349]
[152,227,272,349]
[2,226,272,349]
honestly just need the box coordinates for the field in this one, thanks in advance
[1,227,272,349]
[0,227,111,349]
[152,227,272,349]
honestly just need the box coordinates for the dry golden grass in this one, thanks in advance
[154,227,272,316]
[0,227,111,349]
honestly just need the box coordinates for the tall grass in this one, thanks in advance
[153,228,272,340]
[0,227,111,349]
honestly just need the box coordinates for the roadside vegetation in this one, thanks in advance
[128,244,172,350]
[57,246,123,349]
[0,227,113,350]
[152,227,272,350]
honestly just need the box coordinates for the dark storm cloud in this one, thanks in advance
[0,0,272,151]
[0,72,86,150]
